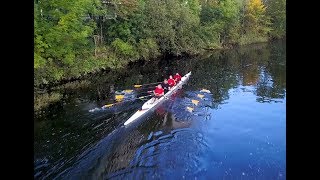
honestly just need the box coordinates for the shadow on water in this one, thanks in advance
[34,40,286,179]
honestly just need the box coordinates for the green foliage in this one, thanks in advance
[34,0,286,86]
[200,5,221,24]
[143,0,202,55]
[111,38,139,61]
[34,0,100,84]
[244,0,272,36]
[266,0,286,38]
[238,32,268,45]
[186,0,201,16]
[219,0,241,44]
[106,20,134,43]
[220,0,240,22]
[199,23,222,48]
[35,0,97,64]
[199,0,241,46]
[137,38,161,60]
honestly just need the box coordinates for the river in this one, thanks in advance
[34,40,286,179]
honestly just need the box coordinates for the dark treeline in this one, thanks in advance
[34,0,285,86]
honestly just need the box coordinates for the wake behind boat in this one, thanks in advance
[124,72,191,126]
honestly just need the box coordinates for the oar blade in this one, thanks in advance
[191,99,199,106]
[186,106,194,112]
[115,95,124,102]
[134,82,162,88]
[139,96,148,99]
[197,94,204,99]
[123,89,134,93]
[200,89,211,93]
[103,104,114,108]
[139,94,154,99]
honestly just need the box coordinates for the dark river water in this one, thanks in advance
[34,40,286,179]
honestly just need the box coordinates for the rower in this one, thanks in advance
[152,84,164,103]
[174,73,182,83]
[161,78,169,93]
[168,75,176,89]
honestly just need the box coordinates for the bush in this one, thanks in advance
[137,38,161,60]
[111,38,139,61]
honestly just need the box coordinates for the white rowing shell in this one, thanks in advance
[124,72,191,126]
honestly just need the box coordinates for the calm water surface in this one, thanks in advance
[34,40,286,179]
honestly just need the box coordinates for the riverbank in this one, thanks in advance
[35,0,285,90]
[34,37,277,89]
[34,39,285,112]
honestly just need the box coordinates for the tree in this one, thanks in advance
[34,2,47,69]
[34,0,285,87]
[219,0,241,45]
[34,0,101,82]
[143,0,202,55]
[244,0,271,35]
[266,0,286,38]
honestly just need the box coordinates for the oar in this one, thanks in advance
[135,86,157,90]
[103,94,154,108]
[137,94,154,99]
[89,95,154,112]
[115,89,145,101]
[191,99,200,105]
[114,89,136,95]
[122,89,134,93]
[115,94,125,102]
[200,89,211,93]
[115,88,154,96]
[186,99,199,112]
[197,94,204,99]
[134,82,162,88]
[186,106,194,112]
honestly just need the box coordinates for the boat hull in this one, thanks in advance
[124,72,191,126]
